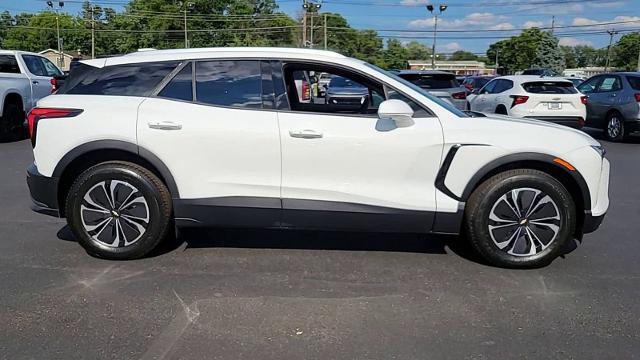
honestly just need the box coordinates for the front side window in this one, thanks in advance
[493,79,513,93]
[0,55,20,74]
[64,61,178,96]
[480,79,497,94]
[577,76,601,94]
[195,60,262,109]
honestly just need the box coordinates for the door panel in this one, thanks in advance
[278,111,443,232]
[137,98,281,202]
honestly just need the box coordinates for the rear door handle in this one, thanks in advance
[289,129,323,139]
[148,121,182,130]
[32,80,39,85]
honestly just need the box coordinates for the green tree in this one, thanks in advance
[383,38,408,69]
[612,32,640,71]
[532,31,564,74]
[486,28,560,74]
[404,41,430,60]
[560,45,577,68]
[448,50,477,61]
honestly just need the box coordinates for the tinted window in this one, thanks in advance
[577,76,601,94]
[22,55,62,77]
[195,60,261,109]
[0,55,20,74]
[397,73,458,89]
[480,80,497,94]
[271,61,289,110]
[522,81,577,94]
[64,62,177,96]
[493,79,513,93]
[628,76,640,91]
[158,63,193,101]
[260,61,274,109]
[328,76,366,89]
[475,77,492,88]
[597,76,622,92]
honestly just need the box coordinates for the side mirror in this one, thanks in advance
[378,99,414,127]
[471,88,480,95]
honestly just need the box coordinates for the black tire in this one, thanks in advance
[495,105,508,115]
[464,169,576,268]
[0,102,25,142]
[604,111,626,142]
[65,161,172,260]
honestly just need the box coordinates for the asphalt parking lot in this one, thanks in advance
[1,134,639,359]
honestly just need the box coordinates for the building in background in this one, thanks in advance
[38,49,84,71]
[408,60,493,75]
[563,67,610,78]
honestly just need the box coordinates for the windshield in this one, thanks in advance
[329,76,366,88]
[397,73,458,89]
[364,63,468,118]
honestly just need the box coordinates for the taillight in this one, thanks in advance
[27,107,83,147]
[301,81,310,101]
[581,95,588,105]
[452,91,466,100]
[50,78,58,93]
[509,95,529,107]
[634,93,640,102]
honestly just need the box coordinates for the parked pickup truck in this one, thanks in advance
[0,50,63,141]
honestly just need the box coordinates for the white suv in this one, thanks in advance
[468,76,587,129]
[26,48,609,268]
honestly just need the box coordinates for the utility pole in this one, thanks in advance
[426,3,447,70]
[179,2,194,48]
[302,0,321,48]
[605,29,618,72]
[90,4,95,59]
[637,44,640,72]
[551,15,555,34]
[310,12,314,48]
[47,1,65,68]
[495,47,499,75]
[324,13,327,50]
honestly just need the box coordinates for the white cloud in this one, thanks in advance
[489,22,515,30]
[558,37,594,47]
[408,12,507,30]
[399,0,429,5]
[587,1,626,8]
[441,42,462,52]
[523,21,544,29]
[572,15,640,29]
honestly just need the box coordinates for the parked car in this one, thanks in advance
[317,72,332,96]
[577,72,640,141]
[522,68,556,76]
[324,75,370,110]
[565,77,584,87]
[462,75,496,94]
[26,47,608,268]
[396,70,467,110]
[0,50,63,140]
[468,76,587,129]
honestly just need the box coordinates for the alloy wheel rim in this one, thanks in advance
[488,187,561,257]
[608,117,621,138]
[80,180,150,247]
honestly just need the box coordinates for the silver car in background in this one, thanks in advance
[577,72,640,141]
[396,70,467,110]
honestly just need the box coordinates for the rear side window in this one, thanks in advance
[628,76,640,91]
[398,73,458,89]
[493,79,513,93]
[522,81,577,94]
[63,61,178,96]
[195,60,262,109]
[158,63,193,101]
[0,55,20,73]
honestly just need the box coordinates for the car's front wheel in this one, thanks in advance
[464,169,576,268]
[65,161,172,260]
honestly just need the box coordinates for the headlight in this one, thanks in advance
[591,144,606,158]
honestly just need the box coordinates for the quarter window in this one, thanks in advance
[597,76,622,92]
[158,63,193,101]
[64,62,178,96]
[0,55,20,74]
[195,60,262,109]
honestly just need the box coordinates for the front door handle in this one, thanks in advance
[32,80,39,85]
[289,129,323,139]
[148,121,182,130]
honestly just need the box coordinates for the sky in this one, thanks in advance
[3,0,639,54]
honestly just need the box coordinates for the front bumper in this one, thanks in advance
[26,163,60,217]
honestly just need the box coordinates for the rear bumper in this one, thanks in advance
[523,116,584,129]
[625,118,640,133]
[26,163,60,217]
[583,211,606,234]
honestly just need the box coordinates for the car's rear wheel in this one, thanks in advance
[65,161,172,260]
[604,112,625,142]
[495,105,508,115]
[464,169,576,268]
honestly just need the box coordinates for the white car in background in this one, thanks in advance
[468,76,587,129]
